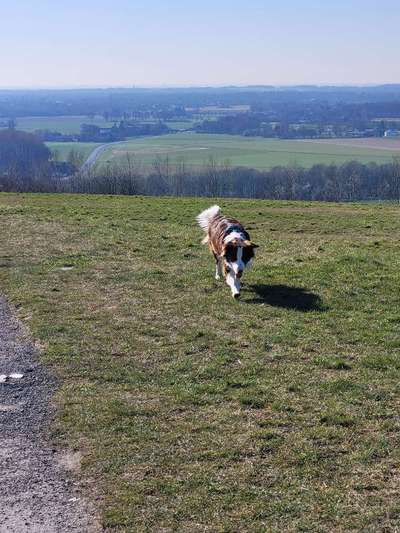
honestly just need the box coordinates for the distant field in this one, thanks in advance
[166,120,196,130]
[1,194,400,531]
[11,120,400,169]
[1,115,193,135]
[97,133,400,170]
[302,137,400,151]
[46,141,101,161]
[4,115,110,134]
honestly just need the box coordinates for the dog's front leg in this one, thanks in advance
[226,271,241,298]
[215,259,222,280]
[213,252,222,280]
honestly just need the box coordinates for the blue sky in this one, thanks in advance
[1,0,399,88]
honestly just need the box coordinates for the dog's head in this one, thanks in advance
[222,238,258,277]
[222,239,258,297]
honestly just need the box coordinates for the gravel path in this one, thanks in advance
[0,296,100,532]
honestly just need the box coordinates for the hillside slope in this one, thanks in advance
[1,193,400,531]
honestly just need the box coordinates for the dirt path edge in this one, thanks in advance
[0,296,101,533]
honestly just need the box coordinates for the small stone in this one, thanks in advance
[0,375,8,383]
[9,373,24,379]
[0,404,19,412]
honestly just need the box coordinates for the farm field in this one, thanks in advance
[4,115,110,134]
[165,119,196,130]
[1,193,400,530]
[302,137,400,151]
[98,133,400,170]
[1,115,194,135]
[46,141,101,161]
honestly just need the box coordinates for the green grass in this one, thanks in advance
[4,115,111,134]
[9,116,400,169]
[2,115,194,135]
[165,120,197,130]
[46,142,101,161]
[1,193,400,531]
[98,133,400,169]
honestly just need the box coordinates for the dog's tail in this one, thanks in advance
[196,205,220,244]
[196,205,220,231]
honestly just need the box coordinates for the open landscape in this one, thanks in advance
[40,132,400,173]
[0,116,196,136]
[1,193,400,530]
[48,141,102,161]
[2,1,400,530]
[1,115,110,134]
[94,133,400,170]
[302,137,400,151]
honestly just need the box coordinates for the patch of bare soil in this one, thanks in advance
[0,297,101,533]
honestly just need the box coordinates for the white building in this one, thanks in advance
[384,129,400,137]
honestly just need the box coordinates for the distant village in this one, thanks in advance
[1,95,400,143]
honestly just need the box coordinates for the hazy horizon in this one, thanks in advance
[1,0,399,89]
[1,83,400,91]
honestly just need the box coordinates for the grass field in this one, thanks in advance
[46,141,101,161]
[166,120,196,130]
[1,115,194,135]
[98,133,400,170]
[5,115,110,134]
[8,116,400,170]
[1,194,400,531]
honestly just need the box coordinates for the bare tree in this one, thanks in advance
[67,149,85,170]
[391,156,400,203]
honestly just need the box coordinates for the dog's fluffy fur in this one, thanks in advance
[197,205,258,298]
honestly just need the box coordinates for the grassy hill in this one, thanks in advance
[1,193,400,531]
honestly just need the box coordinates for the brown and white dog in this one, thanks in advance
[197,205,258,298]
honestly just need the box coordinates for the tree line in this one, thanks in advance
[196,111,395,139]
[2,129,400,201]
[57,158,400,201]
[2,155,400,203]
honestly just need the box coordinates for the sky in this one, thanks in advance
[1,0,399,88]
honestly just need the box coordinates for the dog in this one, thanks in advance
[197,205,258,298]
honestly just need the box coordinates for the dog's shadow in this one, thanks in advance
[243,284,325,311]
